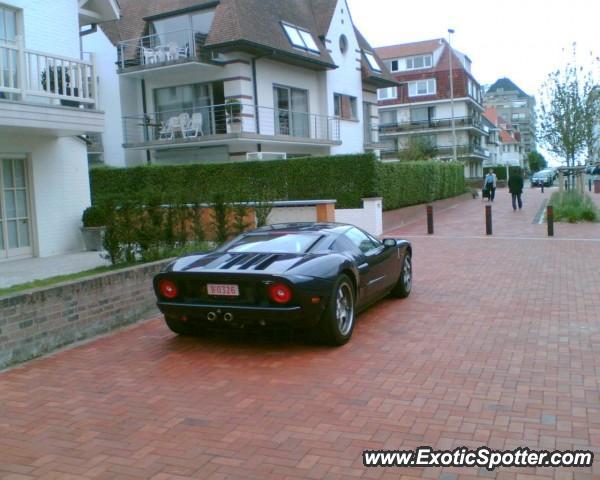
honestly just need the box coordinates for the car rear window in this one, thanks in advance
[226,233,322,254]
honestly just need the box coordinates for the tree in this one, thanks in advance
[583,86,600,163]
[399,136,438,161]
[538,45,598,168]
[527,151,548,172]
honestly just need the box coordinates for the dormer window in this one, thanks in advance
[405,54,432,70]
[282,23,320,53]
[363,51,381,72]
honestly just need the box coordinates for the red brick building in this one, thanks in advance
[375,38,488,178]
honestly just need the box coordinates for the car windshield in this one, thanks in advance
[226,233,321,254]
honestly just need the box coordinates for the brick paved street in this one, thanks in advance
[1,187,599,479]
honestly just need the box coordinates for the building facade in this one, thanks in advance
[0,0,118,260]
[483,107,524,169]
[375,38,487,179]
[483,77,536,155]
[84,0,395,167]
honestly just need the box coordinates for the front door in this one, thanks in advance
[0,157,32,259]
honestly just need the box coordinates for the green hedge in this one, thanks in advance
[376,161,465,210]
[482,165,523,181]
[90,155,465,212]
[91,154,378,209]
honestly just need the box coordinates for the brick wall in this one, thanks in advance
[0,260,170,370]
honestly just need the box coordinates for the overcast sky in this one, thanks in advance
[348,0,599,98]
[347,0,599,164]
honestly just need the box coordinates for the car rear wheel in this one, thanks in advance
[315,275,355,346]
[164,316,196,336]
[390,253,412,298]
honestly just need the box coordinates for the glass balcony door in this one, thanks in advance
[274,86,309,138]
[0,157,32,259]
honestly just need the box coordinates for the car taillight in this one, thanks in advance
[268,283,292,304]
[158,279,178,299]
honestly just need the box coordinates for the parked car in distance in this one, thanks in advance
[153,223,413,346]
[531,169,555,187]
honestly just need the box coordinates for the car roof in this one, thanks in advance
[253,222,353,236]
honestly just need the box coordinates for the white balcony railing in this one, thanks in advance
[0,37,97,107]
[122,103,341,146]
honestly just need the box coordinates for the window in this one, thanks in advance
[410,106,435,125]
[154,83,214,133]
[390,60,399,72]
[339,34,348,54]
[512,113,526,121]
[379,109,397,126]
[344,228,380,254]
[408,79,436,97]
[334,94,357,120]
[0,5,18,44]
[377,87,397,101]
[364,51,381,72]
[282,23,320,53]
[227,233,321,254]
[274,86,309,137]
[405,54,432,70]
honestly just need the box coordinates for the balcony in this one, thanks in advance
[117,28,221,78]
[381,144,490,161]
[379,116,486,135]
[0,39,103,136]
[122,103,341,150]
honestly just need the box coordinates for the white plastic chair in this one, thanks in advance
[167,43,179,61]
[142,47,157,65]
[184,113,204,138]
[159,117,180,140]
[178,112,191,131]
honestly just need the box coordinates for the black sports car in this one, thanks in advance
[153,223,412,345]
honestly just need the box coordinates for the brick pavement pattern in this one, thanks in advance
[1,187,599,479]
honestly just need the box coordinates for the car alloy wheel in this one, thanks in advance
[336,283,354,336]
[402,255,412,292]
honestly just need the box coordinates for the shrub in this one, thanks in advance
[482,165,523,181]
[81,205,107,227]
[90,154,378,209]
[90,154,466,213]
[550,191,599,223]
[375,161,465,210]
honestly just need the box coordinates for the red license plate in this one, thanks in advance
[207,284,240,297]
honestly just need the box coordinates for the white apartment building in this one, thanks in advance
[0,0,118,260]
[84,0,396,167]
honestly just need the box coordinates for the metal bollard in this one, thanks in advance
[547,205,554,237]
[485,205,492,235]
[590,179,593,192]
[426,205,434,235]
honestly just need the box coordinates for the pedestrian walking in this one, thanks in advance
[508,168,524,211]
[483,169,497,202]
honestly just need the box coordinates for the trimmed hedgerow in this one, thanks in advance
[375,161,465,210]
[90,154,465,212]
[90,154,379,209]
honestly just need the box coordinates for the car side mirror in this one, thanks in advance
[383,238,397,248]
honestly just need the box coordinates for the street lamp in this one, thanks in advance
[448,28,457,162]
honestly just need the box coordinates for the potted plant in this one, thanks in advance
[81,205,106,251]
[225,98,243,134]
[41,66,81,107]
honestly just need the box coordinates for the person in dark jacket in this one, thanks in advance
[508,169,525,210]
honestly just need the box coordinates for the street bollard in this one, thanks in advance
[541,183,544,193]
[485,205,492,235]
[590,179,593,192]
[426,205,434,235]
[547,205,554,237]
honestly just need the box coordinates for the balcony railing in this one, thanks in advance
[379,116,484,134]
[117,28,212,70]
[0,38,97,106]
[122,103,341,146]
[381,144,490,160]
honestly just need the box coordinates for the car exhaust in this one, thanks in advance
[223,312,234,322]
[207,311,217,322]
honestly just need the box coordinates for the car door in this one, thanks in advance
[342,228,393,304]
